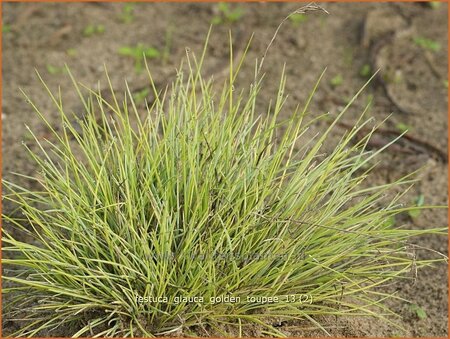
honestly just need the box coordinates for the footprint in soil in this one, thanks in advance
[363,6,447,117]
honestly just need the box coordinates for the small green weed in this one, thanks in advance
[66,48,77,57]
[3,24,11,33]
[119,3,135,23]
[410,304,427,320]
[83,24,105,37]
[118,43,161,73]
[408,194,425,219]
[395,122,411,133]
[289,13,308,26]
[428,2,441,9]
[46,64,66,75]
[330,74,343,87]
[133,88,150,105]
[413,36,441,52]
[212,3,244,24]
[360,64,371,78]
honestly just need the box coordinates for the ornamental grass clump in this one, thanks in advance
[2,36,445,337]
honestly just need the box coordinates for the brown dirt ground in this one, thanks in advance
[2,2,448,337]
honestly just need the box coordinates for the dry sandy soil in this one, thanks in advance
[2,2,448,337]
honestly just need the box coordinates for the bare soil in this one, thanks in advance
[2,2,448,337]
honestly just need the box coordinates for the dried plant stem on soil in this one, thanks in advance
[2,33,447,338]
[257,2,329,75]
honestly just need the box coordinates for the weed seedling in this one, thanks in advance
[83,24,105,37]
[46,64,65,75]
[360,64,371,78]
[413,36,441,52]
[330,74,343,87]
[3,24,11,33]
[133,88,150,105]
[119,3,135,23]
[118,43,160,73]
[66,48,77,57]
[428,2,441,9]
[408,194,425,219]
[212,3,244,24]
[289,13,308,26]
[410,304,427,320]
[395,122,411,133]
